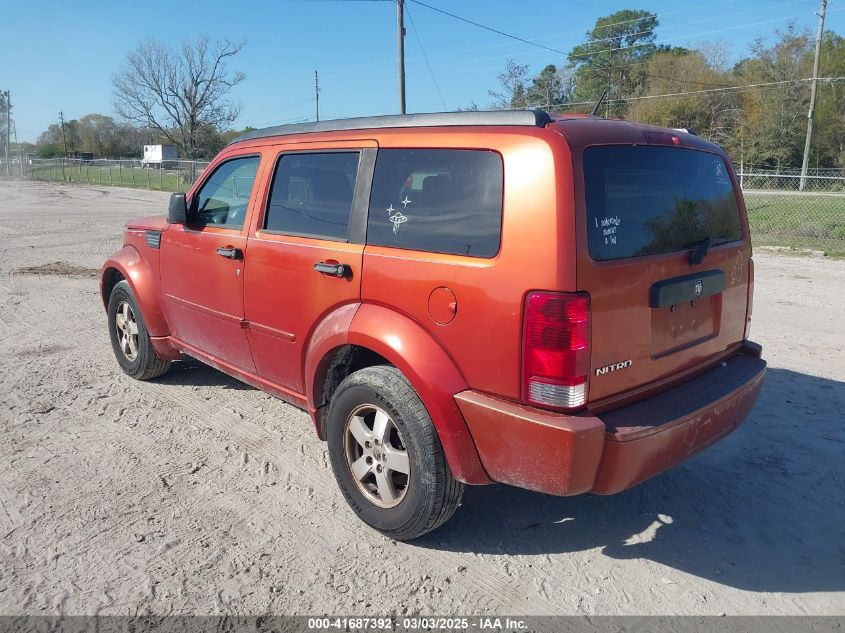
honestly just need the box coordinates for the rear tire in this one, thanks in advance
[107,280,170,380]
[326,365,464,540]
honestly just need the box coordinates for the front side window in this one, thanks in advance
[264,152,360,241]
[367,149,503,258]
[583,145,743,260]
[193,156,260,229]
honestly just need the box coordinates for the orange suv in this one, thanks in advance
[102,110,766,540]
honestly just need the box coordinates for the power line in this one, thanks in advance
[406,0,568,56]
[446,9,829,71]
[405,3,447,110]
[328,0,781,74]
[530,77,845,111]
[637,72,733,88]
[322,5,832,83]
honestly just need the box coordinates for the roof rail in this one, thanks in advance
[230,109,554,144]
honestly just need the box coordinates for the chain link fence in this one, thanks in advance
[16,158,211,193]
[4,157,844,255]
[738,168,845,256]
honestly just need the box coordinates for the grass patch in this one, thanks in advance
[744,191,845,256]
[29,164,199,192]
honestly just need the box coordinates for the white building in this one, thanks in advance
[141,144,179,168]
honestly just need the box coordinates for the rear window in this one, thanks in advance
[367,149,503,258]
[583,145,743,261]
[264,152,359,241]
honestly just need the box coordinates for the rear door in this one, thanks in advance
[242,141,375,395]
[574,141,752,404]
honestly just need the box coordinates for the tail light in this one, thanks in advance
[744,257,754,339]
[521,291,590,411]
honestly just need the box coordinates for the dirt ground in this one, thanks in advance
[0,180,843,616]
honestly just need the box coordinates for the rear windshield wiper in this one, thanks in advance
[687,235,732,265]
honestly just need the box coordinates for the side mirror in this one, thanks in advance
[168,192,187,224]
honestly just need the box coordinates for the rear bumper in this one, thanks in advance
[455,341,766,496]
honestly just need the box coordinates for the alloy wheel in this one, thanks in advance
[114,301,139,362]
[343,404,410,508]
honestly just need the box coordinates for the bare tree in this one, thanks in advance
[112,36,245,159]
[489,59,531,110]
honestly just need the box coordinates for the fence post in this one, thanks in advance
[160,164,163,190]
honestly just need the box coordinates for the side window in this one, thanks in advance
[367,149,503,258]
[192,156,260,229]
[264,152,360,241]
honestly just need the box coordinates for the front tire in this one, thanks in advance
[107,280,170,380]
[326,365,464,540]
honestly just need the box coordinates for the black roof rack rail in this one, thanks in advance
[229,109,554,145]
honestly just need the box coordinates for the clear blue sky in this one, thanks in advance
[5,0,843,142]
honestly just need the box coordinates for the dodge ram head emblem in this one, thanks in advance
[694,279,703,297]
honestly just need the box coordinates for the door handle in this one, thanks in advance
[314,261,349,278]
[216,246,242,260]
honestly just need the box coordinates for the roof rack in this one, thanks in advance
[230,109,554,145]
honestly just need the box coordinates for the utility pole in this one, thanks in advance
[13,120,22,177]
[397,0,406,114]
[3,91,10,177]
[59,111,69,156]
[315,70,320,122]
[800,0,827,192]
[59,110,68,180]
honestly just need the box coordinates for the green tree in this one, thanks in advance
[733,24,813,168]
[36,120,80,156]
[76,114,118,156]
[35,115,158,159]
[813,32,845,167]
[627,48,739,147]
[568,10,659,117]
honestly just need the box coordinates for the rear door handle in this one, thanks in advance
[216,246,242,260]
[314,261,349,277]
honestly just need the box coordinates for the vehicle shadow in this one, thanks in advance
[155,358,255,390]
[418,367,845,594]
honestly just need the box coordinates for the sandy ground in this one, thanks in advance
[0,180,843,616]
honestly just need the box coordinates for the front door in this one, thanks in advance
[161,153,263,372]
[243,143,375,395]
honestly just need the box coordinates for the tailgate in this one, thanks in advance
[575,143,752,403]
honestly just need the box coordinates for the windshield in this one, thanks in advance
[583,145,743,261]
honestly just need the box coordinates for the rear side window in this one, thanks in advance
[264,152,360,241]
[367,149,503,258]
[583,146,743,260]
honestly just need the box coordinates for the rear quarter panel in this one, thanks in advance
[360,127,576,400]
